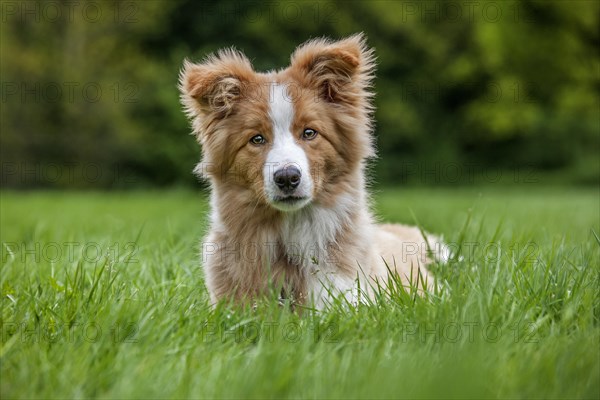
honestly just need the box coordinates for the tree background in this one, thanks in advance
[1,0,598,188]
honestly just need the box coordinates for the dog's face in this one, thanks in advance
[180,34,375,212]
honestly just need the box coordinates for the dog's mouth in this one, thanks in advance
[271,195,311,212]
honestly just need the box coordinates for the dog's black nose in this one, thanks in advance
[274,166,301,192]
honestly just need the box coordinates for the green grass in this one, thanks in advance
[1,187,599,399]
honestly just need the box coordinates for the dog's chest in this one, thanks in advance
[278,205,344,269]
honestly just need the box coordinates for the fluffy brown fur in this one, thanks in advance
[179,34,445,309]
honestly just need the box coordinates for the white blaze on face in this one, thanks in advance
[264,83,313,211]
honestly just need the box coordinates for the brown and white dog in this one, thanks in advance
[179,34,446,309]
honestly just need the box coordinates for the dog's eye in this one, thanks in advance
[302,128,318,140]
[250,134,266,145]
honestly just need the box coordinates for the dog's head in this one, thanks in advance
[180,34,375,212]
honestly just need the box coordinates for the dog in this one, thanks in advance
[179,34,446,309]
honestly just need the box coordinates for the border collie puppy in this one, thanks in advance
[180,34,445,309]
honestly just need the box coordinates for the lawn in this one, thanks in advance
[1,187,599,399]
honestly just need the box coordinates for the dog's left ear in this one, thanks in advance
[179,49,254,140]
[290,33,375,105]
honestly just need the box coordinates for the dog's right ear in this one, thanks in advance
[179,49,254,137]
[290,33,375,106]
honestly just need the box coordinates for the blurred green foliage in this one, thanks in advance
[1,0,598,188]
